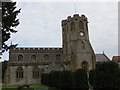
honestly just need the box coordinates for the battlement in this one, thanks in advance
[10,47,63,51]
[62,14,88,26]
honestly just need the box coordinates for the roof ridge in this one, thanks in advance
[103,53,110,60]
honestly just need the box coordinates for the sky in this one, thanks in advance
[1,1,118,61]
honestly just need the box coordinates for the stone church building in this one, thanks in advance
[4,14,110,86]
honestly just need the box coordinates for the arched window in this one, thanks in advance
[79,21,84,30]
[16,67,24,79]
[56,54,60,61]
[31,55,36,61]
[44,54,49,61]
[81,61,88,72]
[18,54,23,61]
[71,22,75,31]
[33,67,40,79]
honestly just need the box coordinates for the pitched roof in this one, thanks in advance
[95,54,110,62]
[112,56,120,63]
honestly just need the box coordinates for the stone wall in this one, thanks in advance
[6,61,70,86]
[9,47,64,62]
[62,14,96,71]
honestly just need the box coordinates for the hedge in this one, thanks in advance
[89,61,120,89]
[73,69,88,89]
[41,69,88,90]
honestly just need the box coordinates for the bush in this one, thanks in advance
[51,71,61,89]
[59,70,73,89]
[91,61,120,89]
[73,69,89,90]
[41,73,49,86]
[41,69,88,90]
[41,61,120,89]
[89,69,95,86]
[48,71,61,87]
[41,71,61,88]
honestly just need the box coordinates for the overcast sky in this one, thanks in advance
[1,1,118,61]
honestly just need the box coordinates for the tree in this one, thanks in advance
[48,71,61,88]
[1,1,21,52]
[73,69,89,90]
[41,69,89,89]
[59,70,73,89]
[91,61,120,89]
[89,69,95,87]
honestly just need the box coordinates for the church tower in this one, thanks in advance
[62,14,96,71]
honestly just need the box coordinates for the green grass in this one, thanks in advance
[2,85,20,90]
[2,84,48,89]
[2,85,18,88]
[31,84,48,88]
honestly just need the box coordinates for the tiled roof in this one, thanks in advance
[112,56,120,63]
[95,54,110,62]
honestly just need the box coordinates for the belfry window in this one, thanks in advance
[31,55,36,61]
[18,54,23,61]
[79,21,84,30]
[44,54,49,61]
[81,61,88,72]
[16,67,24,79]
[33,67,40,79]
[71,22,75,31]
[56,54,60,61]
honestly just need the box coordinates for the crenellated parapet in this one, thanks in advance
[62,14,88,26]
[9,47,64,62]
[10,47,63,53]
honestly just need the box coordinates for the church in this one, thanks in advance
[4,14,110,86]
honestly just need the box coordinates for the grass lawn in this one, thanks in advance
[2,84,48,88]
[31,84,48,88]
[2,85,18,88]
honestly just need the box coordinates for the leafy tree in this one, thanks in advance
[41,69,89,90]
[73,69,89,90]
[59,70,73,89]
[92,61,120,89]
[41,73,49,86]
[49,71,61,88]
[89,69,95,87]
[1,1,21,52]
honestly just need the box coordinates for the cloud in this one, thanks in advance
[2,2,118,60]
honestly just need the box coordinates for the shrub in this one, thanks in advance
[59,70,73,89]
[48,71,60,87]
[92,61,120,89]
[73,69,89,90]
[89,69,95,86]
[41,73,49,86]
[51,71,61,89]
[41,69,89,90]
